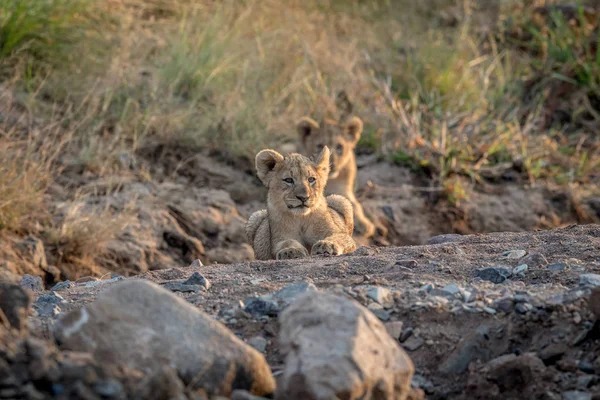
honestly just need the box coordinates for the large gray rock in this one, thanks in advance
[53,279,275,397]
[277,292,414,400]
[0,283,32,332]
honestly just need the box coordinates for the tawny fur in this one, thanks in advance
[297,116,376,238]
[246,147,356,260]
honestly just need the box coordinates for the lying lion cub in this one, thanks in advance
[246,146,357,260]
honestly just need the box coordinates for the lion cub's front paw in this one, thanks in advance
[276,247,309,260]
[311,240,342,256]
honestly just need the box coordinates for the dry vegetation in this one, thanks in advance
[0,0,599,266]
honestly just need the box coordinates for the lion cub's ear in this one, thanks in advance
[296,117,320,145]
[314,145,331,178]
[345,116,363,144]
[256,149,284,186]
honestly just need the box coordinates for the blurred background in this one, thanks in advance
[0,0,599,285]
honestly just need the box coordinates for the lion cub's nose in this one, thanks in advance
[296,195,309,203]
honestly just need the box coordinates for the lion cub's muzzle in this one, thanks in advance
[286,194,313,211]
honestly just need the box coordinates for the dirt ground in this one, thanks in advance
[18,223,599,399]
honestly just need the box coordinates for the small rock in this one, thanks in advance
[562,391,592,400]
[182,272,210,290]
[442,284,461,296]
[250,278,267,285]
[395,259,418,268]
[277,292,414,400]
[403,336,424,351]
[372,309,390,321]
[579,360,595,374]
[244,296,279,316]
[187,259,203,268]
[573,312,582,324]
[439,326,492,374]
[426,234,462,245]
[493,298,514,313]
[580,274,600,287]
[384,321,404,340]
[36,303,61,318]
[247,336,268,353]
[273,282,318,307]
[367,302,384,311]
[411,374,434,394]
[419,283,433,293]
[51,281,72,291]
[516,303,533,314]
[400,327,414,343]
[477,267,512,284]
[520,252,548,268]
[19,275,44,292]
[483,307,497,315]
[367,286,393,307]
[548,263,567,271]
[576,375,595,389]
[504,250,526,259]
[590,288,600,318]
[93,379,124,398]
[0,283,32,331]
[54,280,275,397]
[513,264,528,275]
[35,292,66,306]
[162,282,205,293]
[75,277,98,284]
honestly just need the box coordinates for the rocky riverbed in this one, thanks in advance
[2,224,600,399]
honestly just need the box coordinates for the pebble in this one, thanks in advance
[513,264,528,275]
[51,281,72,291]
[548,263,567,271]
[35,292,66,306]
[483,307,497,315]
[426,234,462,245]
[247,336,268,353]
[516,303,533,314]
[419,284,433,293]
[442,284,461,296]
[371,309,390,321]
[243,296,279,316]
[578,360,595,374]
[36,303,61,318]
[273,282,318,306]
[576,375,595,390]
[19,275,44,292]
[93,379,124,398]
[580,274,600,287]
[182,272,211,290]
[477,267,512,284]
[562,391,592,400]
[187,259,203,268]
[504,250,526,259]
[384,321,404,340]
[520,252,548,268]
[366,286,393,307]
[493,298,514,313]
[402,336,424,351]
[411,374,434,394]
[395,259,418,268]
[573,312,582,324]
[399,327,414,343]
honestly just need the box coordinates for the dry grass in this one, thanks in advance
[0,0,598,221]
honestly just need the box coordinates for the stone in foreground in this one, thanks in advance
[53,279,275,397]
[277,292,414,400]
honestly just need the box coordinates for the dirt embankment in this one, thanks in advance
[2,224,600,399]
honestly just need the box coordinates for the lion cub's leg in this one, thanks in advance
[275,239,309,260]
[311,233,356,256]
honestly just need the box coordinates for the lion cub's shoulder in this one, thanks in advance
[326,194,354,235]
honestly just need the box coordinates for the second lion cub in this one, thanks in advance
[246,146,356,260]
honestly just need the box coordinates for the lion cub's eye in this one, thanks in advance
[336,144,344,154]
[308,177,316,183]
[283,178,294,184]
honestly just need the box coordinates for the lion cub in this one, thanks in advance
[246,146,356,260]
[297,116,376,238]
